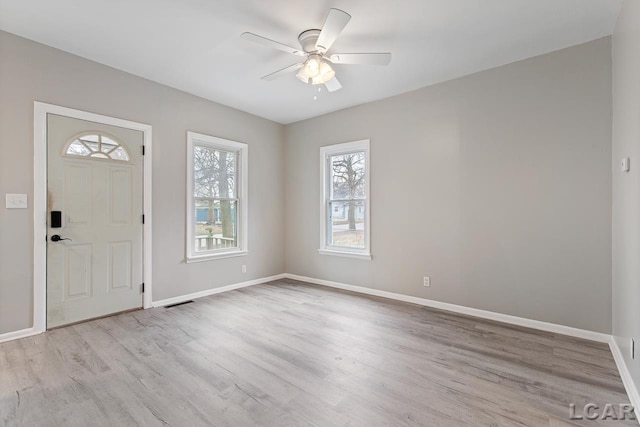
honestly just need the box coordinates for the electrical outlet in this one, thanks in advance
[423,276,430,287]
[241,265,247,274]
[632,339,635,360]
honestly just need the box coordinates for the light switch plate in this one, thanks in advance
[6,194,28,209]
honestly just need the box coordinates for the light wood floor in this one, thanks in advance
[0,279,634,426]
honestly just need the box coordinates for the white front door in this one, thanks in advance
[46,114,144,328]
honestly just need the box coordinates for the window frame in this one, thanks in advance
[318,139,371,260]
[186,131,248,262]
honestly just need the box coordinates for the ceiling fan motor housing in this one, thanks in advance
[298,29,322,53]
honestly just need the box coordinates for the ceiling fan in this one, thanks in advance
[241,8,391,92]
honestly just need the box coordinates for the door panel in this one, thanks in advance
[47,114,143,328]
[109,168,132,225]
[109,241,132,291]
[64,164,91,224]
[64,244,92,300]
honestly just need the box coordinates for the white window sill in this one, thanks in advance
[186,250,248,263]
[318,248,372,261]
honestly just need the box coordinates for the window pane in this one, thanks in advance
[66,140,91,156]
[329,201,365,249]
[101,135,118,145]
[193,145,237,198]
[330,151,365,199]
[83,140,99,152]
[100,138,118,153]
[194,199,238,252]
[110,146,130,161]
[81,134,99,143]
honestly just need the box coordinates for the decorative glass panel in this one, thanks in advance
[84,141,99,152]
[64,133,131,162]
[102,136,118,145]
[110,147,130,161]
[82,134,99,142]
[100,143,117,153]
[67,140,91,156]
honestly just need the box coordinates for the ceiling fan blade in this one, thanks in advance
[261,63,303,81]
[315,9,351,53]
[241,32,305,56]
[324,77,342,92]
[328,53,392,66]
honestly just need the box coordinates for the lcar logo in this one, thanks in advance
[569,403,636,421]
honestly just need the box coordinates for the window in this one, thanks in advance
[63,133,130,161]
[319,139,371,260]
[186,132,248,262]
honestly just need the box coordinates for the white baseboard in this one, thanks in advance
[610,338,640,412]
[284,273,611,343]
[151,273,287,308]
[0,327,41,344]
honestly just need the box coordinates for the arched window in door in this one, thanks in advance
[63,133,130,162]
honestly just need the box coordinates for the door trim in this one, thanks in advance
[33,101,153,333]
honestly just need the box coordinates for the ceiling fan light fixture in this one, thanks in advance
[305,54,321,76]
[311,61,336,85]
[295,68,311,83]
[295,54,323,83]
[311,61,335,85]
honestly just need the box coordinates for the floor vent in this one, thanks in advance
[165,300,194,309]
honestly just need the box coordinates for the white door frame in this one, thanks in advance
[33,101,153,333]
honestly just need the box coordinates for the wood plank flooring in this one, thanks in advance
[0,279,635,426]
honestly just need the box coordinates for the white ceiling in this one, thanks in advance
[0,0,621,124]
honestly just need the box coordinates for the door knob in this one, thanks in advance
[50,235,72,242]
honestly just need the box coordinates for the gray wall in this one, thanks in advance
[0,29,616,337]
[284,38,613,333]
[612,0,640,389]
[0,31,285,334]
